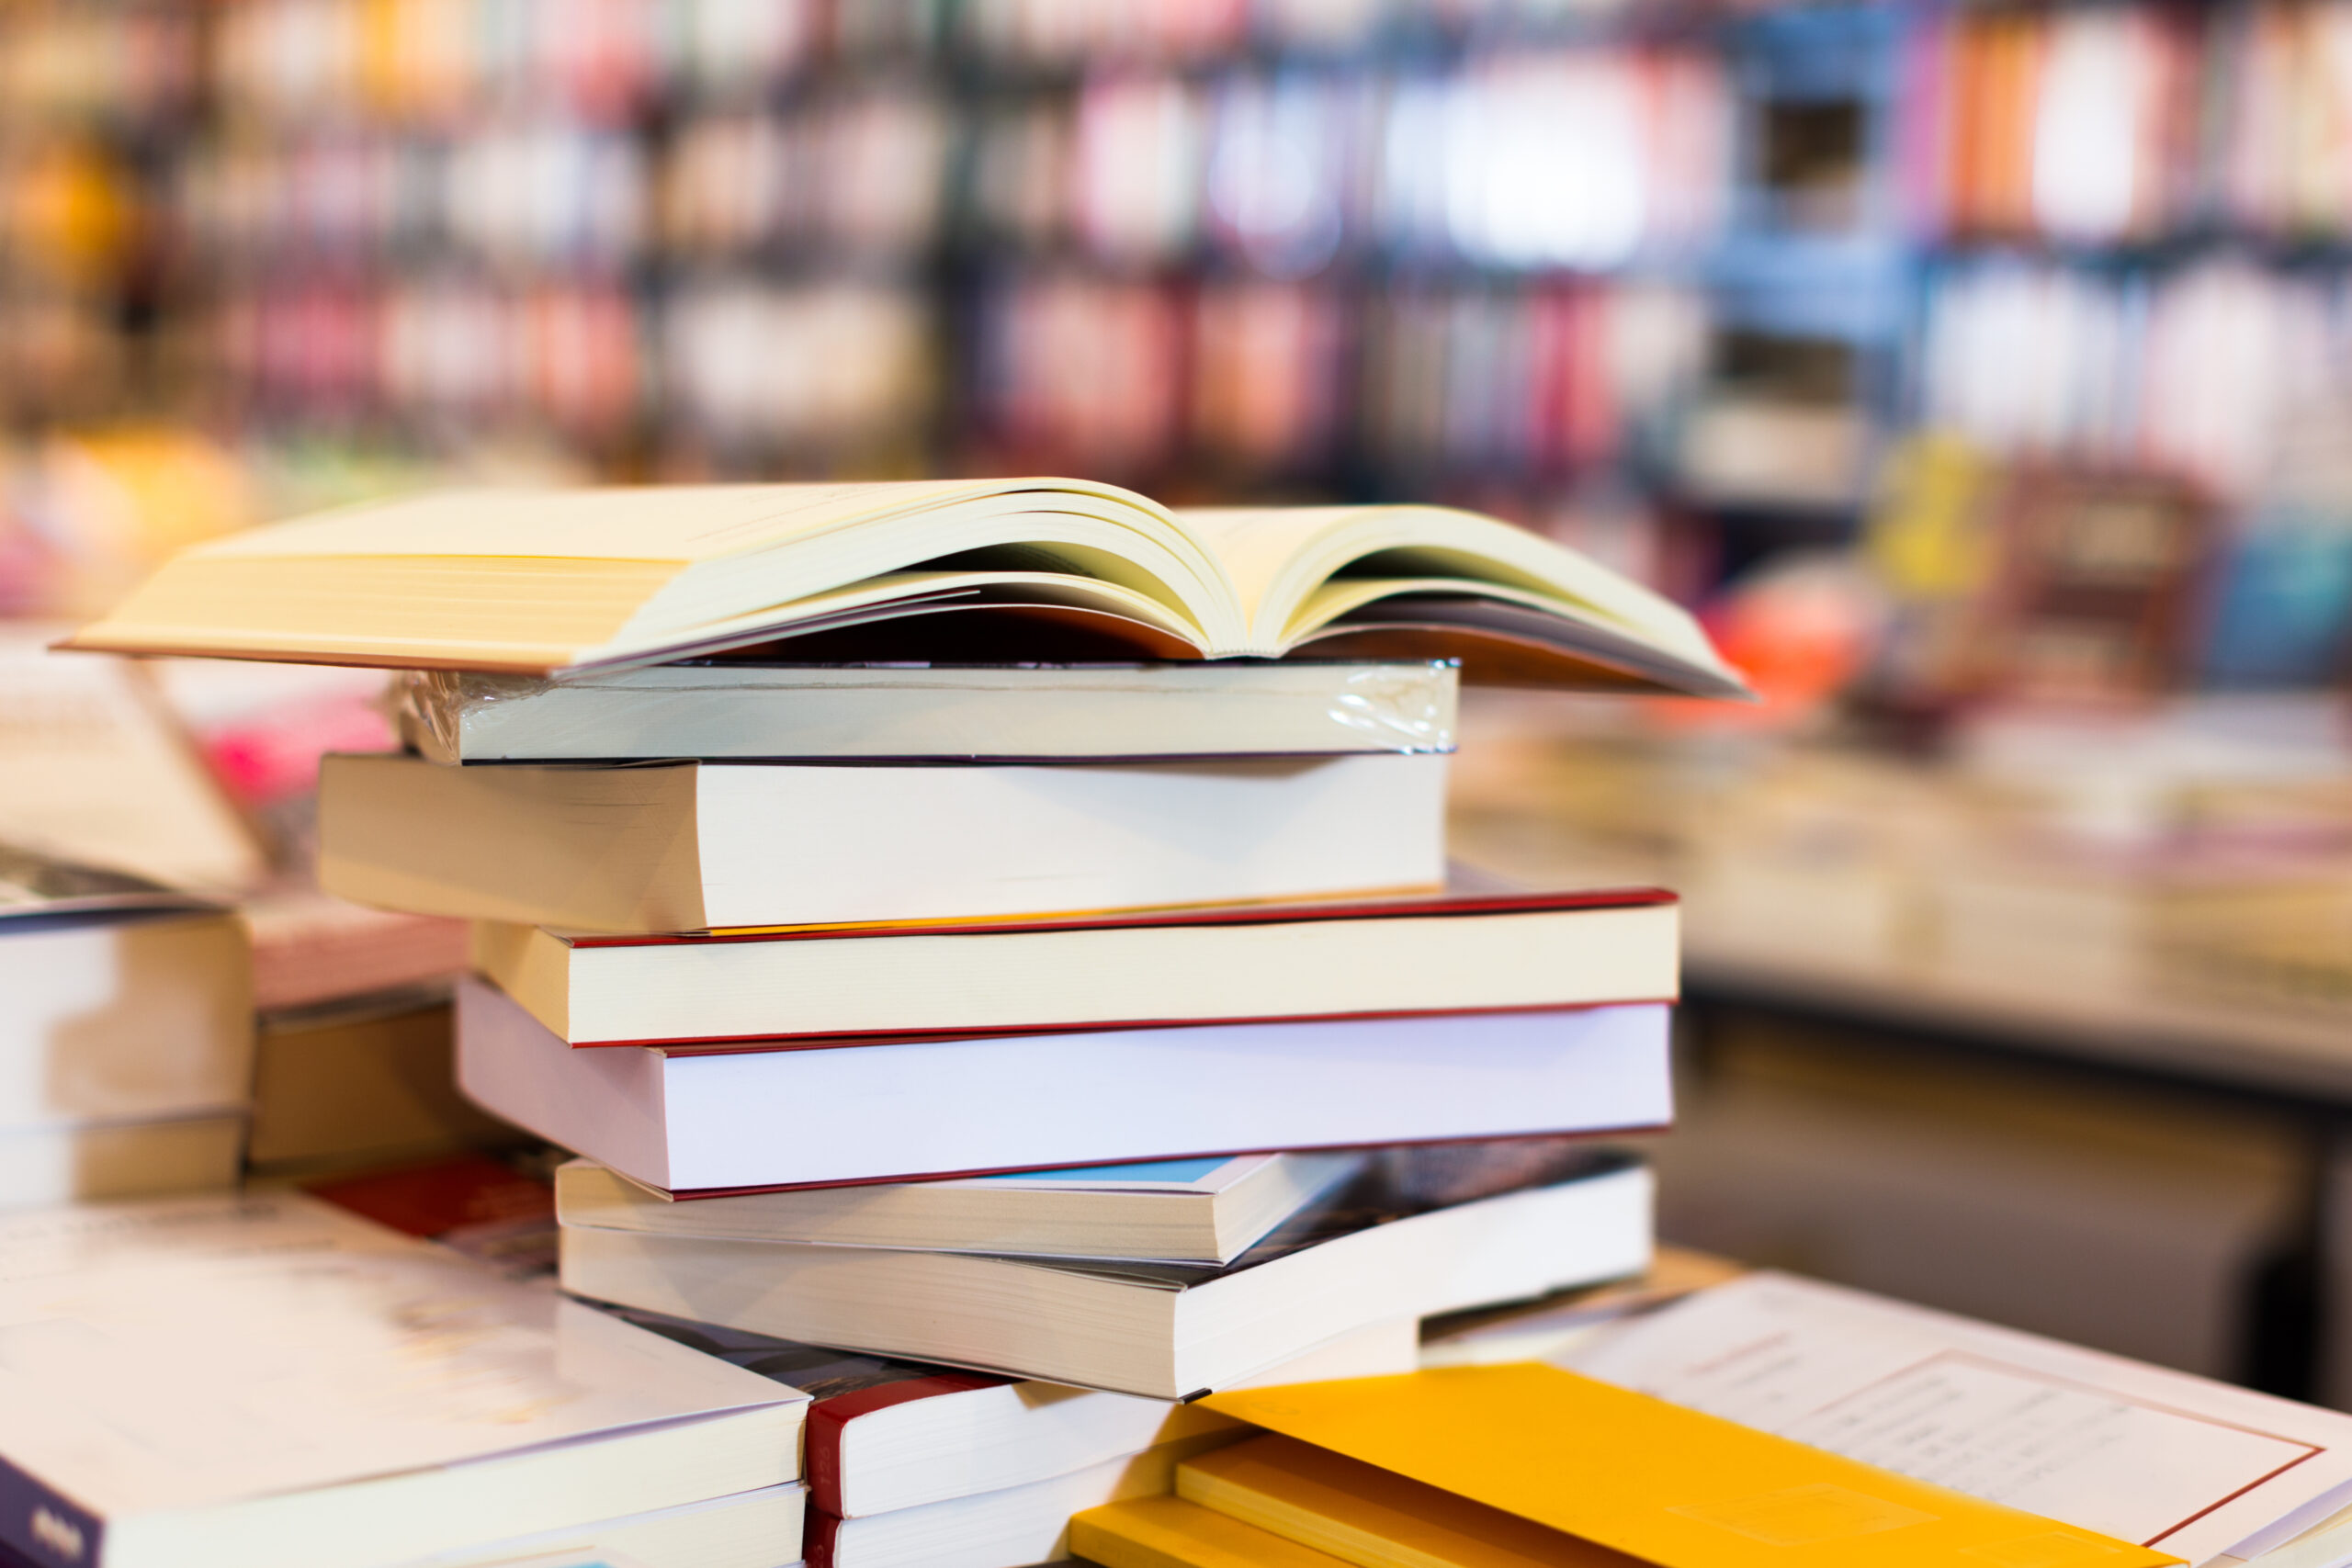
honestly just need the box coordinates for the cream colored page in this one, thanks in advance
[196,479,1162,564]
[1175,504,1728,669]
[1169,507,1363,633]
[0,1193,795,1516]
[1566,1272,2352,1564]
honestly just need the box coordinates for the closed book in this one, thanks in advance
[1178,1432,1638,1565]
[557,1151,1365,1264]
[560,1144,1653,1399]
[604,1303,1414,1518]
[1072,1495,1355,1568]
[394,660,1459,763]
[0,1193,807,1568]
[323,750,1446,933]
[1201,1366,2176,1568]
[0,846,251,1133]
[473,886,1679,1048]
[373,1484,805,1568]
[64,480,1744,697]
[0,1114,246,1211]
[808,1439,1234,1568]
[458,980,1673,1192]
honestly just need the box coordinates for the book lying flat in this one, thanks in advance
[472,886,1678,1047]
[395,660,1460,763]
[62,479,1747,695]
[1565,1272,2352,1567]
[379,1485,805,1568]
[0,845,252,1134]
[557,1150,1365,1264]
[1202,1366,2175,1568]
[810,1438,1236,1568]
[0,1112,247,1210]
[560,1143,1652,1399]
[0,1192,805,1568]
[458,980,1673,1192]
[1072,1495,1355,1568]
[1178,1432,1640,1566]
[602,1303,1412,1519]
[323,750,1446,933]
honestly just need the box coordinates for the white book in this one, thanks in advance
[394,660,1459,763]
[556,1151,1364,1264]
[1567,1271,2352,1568]
[0,1193,807,1568]
[322,750,1446,932]
[458,978,1674,1193]
[391,1484,804,1568]
[605,1306,1416,1520]
[561,1146,1654,1399]
[0,848,251,1132]
[814,1440,1222,1568]
[0,1112,245,1210]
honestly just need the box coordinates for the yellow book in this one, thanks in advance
[61,479,1745,695]
[1072,1495,1356,1568]
[1203,1366,2183,1568]
[1179,1433,1642,1567]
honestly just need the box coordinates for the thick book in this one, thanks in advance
[322,750,1446,932]
[458,980,1673,1192]
[559,1143,1654,1399]
[557,1151,1365,1264]
[0,1192,806,1568]
[1177,1432,1632,1566]
[1202,1367,2174,1568]
[471,886,1679,1047]
[0,1113,246,1210]
[1071,1495,1354,1568]
[0,844,253,1136]
[349,1485,808,1568]
[62,479,1747,695]
[601,1303,1413,1519]
[395,660,1459,763]
[809,1441,1228,1568]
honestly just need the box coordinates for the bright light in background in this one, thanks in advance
[1205,74,1346,278]
[1445,55,1648,270]
[2031,9,2157,243]
[1074,73,1204,264]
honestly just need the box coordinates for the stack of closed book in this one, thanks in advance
[58,478,1747,1568]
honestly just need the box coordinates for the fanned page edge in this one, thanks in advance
[61,479,1243,672]
[1175,503,1747,694]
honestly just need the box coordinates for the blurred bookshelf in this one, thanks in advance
[0,0,2346,677]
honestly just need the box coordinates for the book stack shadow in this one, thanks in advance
[356,656,1683,1568]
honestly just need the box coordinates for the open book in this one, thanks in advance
[62,479,1747,694]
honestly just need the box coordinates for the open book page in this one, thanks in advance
[1564,1272,2352,1565]
[1172,503,1725,670]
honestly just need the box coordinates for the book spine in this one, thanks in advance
[803,1372,1007,1516]
[0,1458,102,1568]
[801,1508,838,1568]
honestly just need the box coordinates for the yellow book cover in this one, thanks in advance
[1203,1366,2182,1568]
[1179,1432,1642,1567]
[1072,1495,1355,1568]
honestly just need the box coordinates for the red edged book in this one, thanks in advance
[472,883,1679,1049]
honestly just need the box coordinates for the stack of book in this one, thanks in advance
[52,477,1747,1568]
